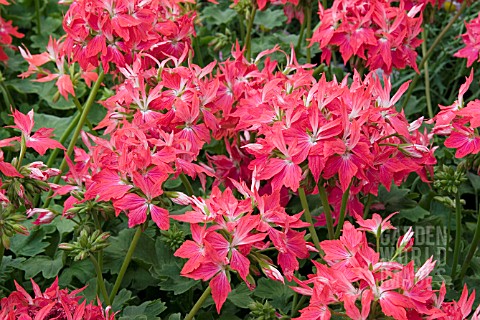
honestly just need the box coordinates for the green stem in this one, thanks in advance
[298,187,322,253]
[305,3,313,64]
[459,207,480,280]
[180,173,194,196]
[321,0,327,9]
[244,6,257,61]
[376,235,381,254]
[34,0,41,34]
[16,135,26,170]
[291,294,307,317]
[46,111,81,168]
[290,292,298,317]
[447,205,452,262]
[421,29,433,119]
[363,194,373,219]
[0,241,4,270]
[109,226,142,304]
[451,191,462,279]
[401,1,467,110]
[193,36,204,66]
[334,184,351,239]
[73,96,94,132]
[238,14,245,43]
[89,255,110,306]
[43,69,105,209]
[318,182,334,239]
[0,81,15,109]
[295,13,306,53]
[185,285,212,320]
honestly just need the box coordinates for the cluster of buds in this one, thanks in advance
[434,164,467,194]
[248,301,277,320]
[59,229,110,261]
[161,223,185,251]
[0,203,28,248]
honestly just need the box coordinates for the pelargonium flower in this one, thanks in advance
[454,12,480,67]
[0,278,115,320]
[292,217,480,320]
[0,14,23,62]
[310,0,423,74]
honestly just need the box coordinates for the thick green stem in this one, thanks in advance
[43,69,105,209]
[451,191,462,279]
[298,187,322,253]
[238,14,245,43]
[376,235,381,254]
[305,3,313,64]
[0,241,4,270]
[295,13,307,53]
[34,0,41,34]
[401,1,467,110]
[185,285,212,320]
[318,182,334,239]
[421,30,433,119]
[16,135,27,170]
[192,36,204,66]
[180,173,194,196]
[73,96,94,132]
[292,294,307,317]
[334,184,351,239]
[89,255,110,306]
[447,205,452,262]
[459,207,480,280]
[45,111,81,168]
[363,194,373,219]
[244,6,257,61]
[109,226,142,304]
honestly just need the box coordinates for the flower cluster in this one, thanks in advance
[0,278,114,320]
[310,0,423,73]
[293,215,480,320]
[431,71,480,158]
[62,0,194,73]
[172,184,313,312]
[0,109,64,209]
[212,47,435,222]
[0,1,23,62]
[454,12,480,67]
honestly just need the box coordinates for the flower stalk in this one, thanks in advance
[185,285,212,320]
[298,187,322,252]
[109,226,143,304]
[335,184,351,239]
[451,191,462,279]
[318,182,334,239]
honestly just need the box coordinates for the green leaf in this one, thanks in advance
[119,300,166,320]
[112,288,134,312]
[228,283,254,308]
[54,216,76,235]
[10,228,50,257]
[202,6,236,26]
[151,239,198,294]
[19,253,63,279]
[103,228,137,274]
[378,185,417,212]
[59,259,95,287]
[468,172,480,192]
[398,206,429,222]
[253,278,293,313]
[33,113,74,141]
[254,8,286,30]
[0,256,26,282]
